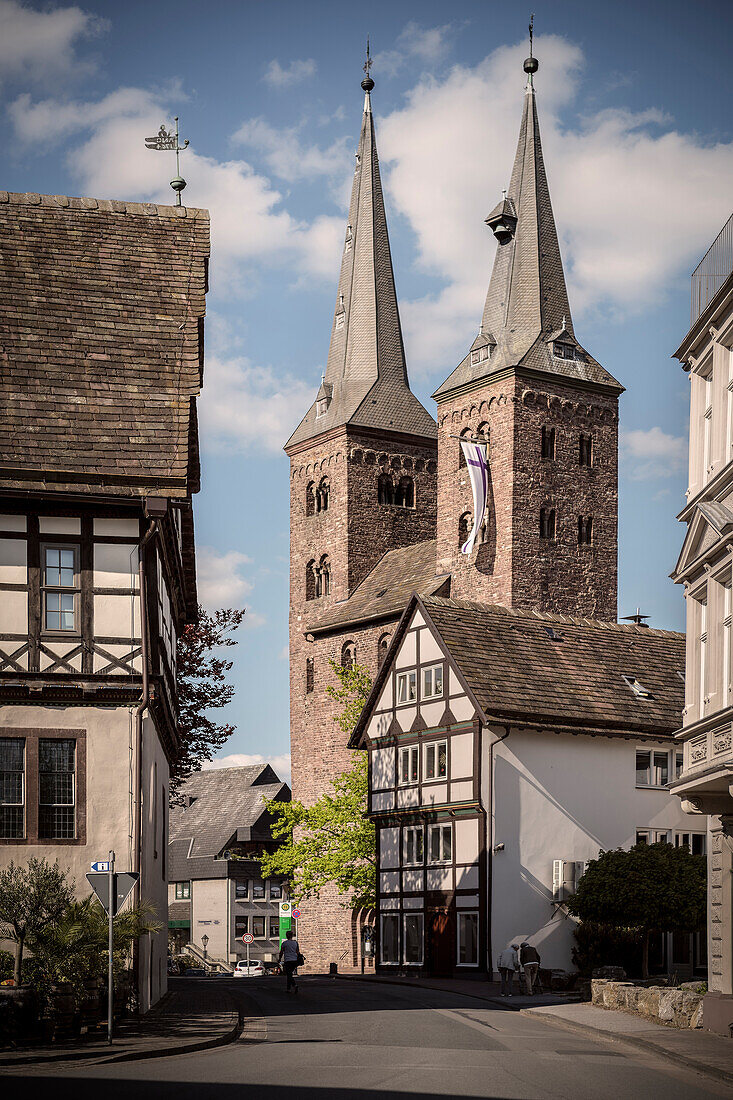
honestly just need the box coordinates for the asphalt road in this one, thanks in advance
[5,976,730,1099]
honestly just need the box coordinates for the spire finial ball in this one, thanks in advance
[523,56,539,75]
[361,75,374,92]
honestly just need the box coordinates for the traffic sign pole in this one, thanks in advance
[107,849,115,1045]
[247,939,250,972]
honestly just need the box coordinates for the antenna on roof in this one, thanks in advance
[145,116,189,206]
[622,607,651,627]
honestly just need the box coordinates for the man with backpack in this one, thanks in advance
[279,929,303,994]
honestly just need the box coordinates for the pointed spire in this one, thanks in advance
[287,53,436,450]
[434,38,621,399]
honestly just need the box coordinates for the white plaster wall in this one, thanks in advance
[373,747,394,790]
[93,543,139,588]
[138,714,170,1013]
[191,878,229,960]
[379,827,399,869]
[0,538,26,584]
[491,728,696,972]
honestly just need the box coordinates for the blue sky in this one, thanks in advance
[3,0,733,781]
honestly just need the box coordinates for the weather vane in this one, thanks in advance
[364,38,373,78]
[362,36,375,93]
[145,117,189,206]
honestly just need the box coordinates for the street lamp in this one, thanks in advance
[201,933,209,970]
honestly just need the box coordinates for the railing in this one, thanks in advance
[691,214,733,325]
[184,942,234,974]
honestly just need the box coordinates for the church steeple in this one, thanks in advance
[286,60,436,451]
[434,48,622,400]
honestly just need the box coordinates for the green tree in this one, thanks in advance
[260,660,376,909]
[173,605,246,800]
[567,842,706,978]
[0,858,74,984]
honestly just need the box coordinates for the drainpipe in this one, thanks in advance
[133,518,158,886]
[486,723,510,980]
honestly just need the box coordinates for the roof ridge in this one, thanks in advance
[0,190,209,220]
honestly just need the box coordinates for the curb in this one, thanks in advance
[525,1007,733,1087]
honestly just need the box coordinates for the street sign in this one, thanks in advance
[241,932,254,944]
[91,861,111,873]
[279,902,292,916]
[292,908,301,919]
[86,871,139,917]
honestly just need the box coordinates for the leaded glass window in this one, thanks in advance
[38,739,75,839]
[0,739,24,839]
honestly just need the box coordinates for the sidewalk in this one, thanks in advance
[339,974,733,1085]
[0,977,240,1071]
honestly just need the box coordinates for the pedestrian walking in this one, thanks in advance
[278,929,302,994]
[496,943,519,997]
[519,942,540,994]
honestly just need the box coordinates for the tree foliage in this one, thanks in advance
[0,858,73,985]
[173,605,246,799]
[567,843,706,978]
[260,660,376,909]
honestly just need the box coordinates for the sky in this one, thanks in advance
[3,0,733,784]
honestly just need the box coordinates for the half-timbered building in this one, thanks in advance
[0,190,208,1011]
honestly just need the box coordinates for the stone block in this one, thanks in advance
[592,965,627,980]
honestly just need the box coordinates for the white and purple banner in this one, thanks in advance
[460,440,489,555]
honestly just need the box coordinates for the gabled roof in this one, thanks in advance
[306,539,449,636]
[352,594,685,745]
[674,499,733,578]
[285,80,435,451]
[433,68,622,400]
[168,764,290,881]
[0,191,209,498]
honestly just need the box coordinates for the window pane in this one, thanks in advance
[442,826,452,862]
[269,882,282,899]
[397,675,406,703]
[252,881,265,899]
[45,591,75,631]
[44,548,60,585]
[675,752,683,779]
[434,666,443,696]
[235,916,248,936]
[438,743,447,778]
[270,917,280,938]
[0,739,24,838]
[636,752,650,785]
[636,831,649,845]
[692,834,705,856]
[459,913,478,964]
[410,748,418,783]
[38,739,75,839]
[406,831,414,865]
[408,672,416,700]
[404,915,422,964]
[381,915,399,963]
[653,753,668,786]
[430,827,440,863]
[415,830,423,863]
[235,881,248,898]
[423,668,432,697]
[425,745,435,779]
[252,917,265,937]
[401,749,409,783]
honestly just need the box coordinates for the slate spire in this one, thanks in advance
[434,51,622,399]
[286,66,436,450]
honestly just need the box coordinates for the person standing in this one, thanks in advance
[279,929,301,994]
[496,944,519,997]
[520,942,540,994]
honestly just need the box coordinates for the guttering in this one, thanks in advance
[486,723,510,979]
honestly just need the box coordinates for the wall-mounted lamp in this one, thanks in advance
[493,843,505,853]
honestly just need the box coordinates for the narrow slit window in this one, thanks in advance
[541,426,555,460]
[540,508,556,540]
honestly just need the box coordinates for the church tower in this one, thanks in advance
[433,47,623,619]
[285,63,437,969]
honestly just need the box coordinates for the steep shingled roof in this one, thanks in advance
[434,71,622,399]
[306,540,449,635]
[285,82,435,450]
[168,764,290,882]
[0,191,209,498]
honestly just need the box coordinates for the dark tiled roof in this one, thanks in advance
[422,596,685,737]
[433,84,621,400]
[307,540,449,635]
[0,191,209,498]
[168,764,290,882]
[285,92,435,450]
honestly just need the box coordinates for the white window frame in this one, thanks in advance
[700,596,708,713]
[402,912,424,966]
[724,580,732,708]
[421,663,444,700]
[396,670,417,704]
[399,745,419,786]
[380,913,400,964]
[674,831,706,856]
[403,825,424,867]
[636,829,670,845]
[423,739,447,782]
[456,911,479,967]
[635,748,671,789]
[727,350,733,459]
[428,822,452,864]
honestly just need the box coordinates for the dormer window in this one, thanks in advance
[345,225,353,252]
[316,398,329,418]
[471,344,490,367]
[335,313,345,331]
[554,341,576,360]
[623,674,653,699]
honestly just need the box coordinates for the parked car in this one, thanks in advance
[233,961,265,978]
[184,967,207,977]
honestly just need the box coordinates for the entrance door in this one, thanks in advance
[428,908,455,976]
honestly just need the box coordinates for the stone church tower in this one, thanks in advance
[433,55,623,619]
[284,70,438,969]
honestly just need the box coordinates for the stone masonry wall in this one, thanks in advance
[436,373,618,620]
[591,979,704,1029]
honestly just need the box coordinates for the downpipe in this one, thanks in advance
[486,724,510,979]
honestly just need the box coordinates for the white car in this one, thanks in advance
[234,960,265,978]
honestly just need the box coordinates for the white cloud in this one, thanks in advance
[196,547,253,610]
[199,354,315,453]
[377,35,733,374]
[232,117,351,184]
[0,0,106,87]
[376,21,456,77]
[203,752,291,784]
[620,426,688,480]
[263,58,316,88]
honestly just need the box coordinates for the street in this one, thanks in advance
[3,976,729,1098]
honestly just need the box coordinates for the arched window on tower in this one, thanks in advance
[458,427,471,469]
[378,473,394,505]
[316,476,330,513]
[318,555,331,597]
[306,482,316,517]
[378,633,391,669]
[477,421,490,443]
[305,559,316,600]
[341,641,356,669]
[458,512,472,549]
[305,657,314,694]
[540,508,556,540]
[395,476,414,508]
[578,515,593,545]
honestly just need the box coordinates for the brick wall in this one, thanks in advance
[437,373,618,620]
